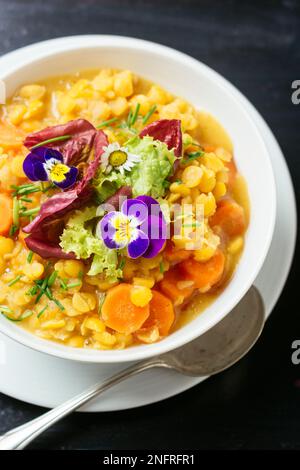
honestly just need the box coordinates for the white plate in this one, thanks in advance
[0,39,296,411]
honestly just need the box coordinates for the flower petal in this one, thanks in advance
[99,212,127,249]
[23,153,48,181]
[142,215,167,258]
[121,198,148,226]
[53,166,78,189]
[43,148,64,162]
[127,229,149,259]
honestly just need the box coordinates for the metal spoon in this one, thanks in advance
[0,285,264,450]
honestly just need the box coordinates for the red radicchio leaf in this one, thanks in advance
[105,186,133,210]
[23,129,108,258]
[25,237,76,260]
[24,119,97,166]
[140,119,182,157]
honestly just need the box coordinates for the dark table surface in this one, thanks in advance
[0,0,299,450]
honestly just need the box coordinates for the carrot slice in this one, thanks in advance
[209,199,246,237]
[0,193,13,235]
[159,267,195,303]
[180,250,225,290]
[143,290,175,336]
[224,160,237,189]
[0,123,24,150]
[164,241,191,263]
[101,283,150,334]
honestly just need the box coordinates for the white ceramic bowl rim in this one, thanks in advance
[0,35,276,363]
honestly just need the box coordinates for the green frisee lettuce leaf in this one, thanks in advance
[93,136,176,200]
[59,207,122,281]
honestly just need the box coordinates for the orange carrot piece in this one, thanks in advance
[209,199,246,237]
[224,160,237,189]
[159,267,194,303]
[0,193,13,235]
[180,250,225,290]
[164,241,191,263]
[202,144,217,152]
[142,290,175,336]
[101,283,150,334]
[0,123,24,150]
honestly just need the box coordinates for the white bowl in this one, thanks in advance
[0,35,276,363]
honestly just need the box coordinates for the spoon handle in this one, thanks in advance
[0,358,164,450]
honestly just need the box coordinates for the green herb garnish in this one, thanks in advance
[98,293,106,314]
[12,197,20,228]
[118,258,126,271]
[142,105,157,124]
[96,117,119,129]
[1,309,33,322]
[47,270,58,287]
[181,150,204,165]
[20,197,33,203]
[66,281,82,289]
[52,298,65,311]
[31,135,71,150]
[9,224,18,237]
[159,261,165,273]
[59,278,68,290]
[130,103,140,126]
[20,207,40,217]
[37,305,48,319]
[35,276,49,304]
[8,275,23,287]
[27,251,34,263]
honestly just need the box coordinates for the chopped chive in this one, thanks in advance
[0,305,13,313]
[27,285,38,296]
[12,197,20,227]
[37,304,48,319]
[16,187,40,196]
[20,207,40,217]
[96,117,119,129]
[9,224,18,237]
[67,281,82,289]
[159,261,165,273]
[20,310,33,320]
[52,298,65,311]
[181,151,204,165]
[45,287,53,300]
[1,309,33,322]
[11,183,33,190]
[8,275,22,287]
[78,270,84,280]
[35,276,49,303]
[47,270,58,287]
[20,197,33,203]
[59,278,68,290]
[118,258,126,271]
[98,293,106,314]
[142,105,157,124]
[27,250,34,263]
[192,141,204,148]
[127,109,133,127]
[130,103,140,126]
[31,134,71,150]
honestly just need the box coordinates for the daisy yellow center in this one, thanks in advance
[109,150,128,168]
[49,163,69,183]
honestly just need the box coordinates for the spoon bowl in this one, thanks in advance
[161,285,265,376]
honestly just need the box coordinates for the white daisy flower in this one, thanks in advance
[101,142,141,175]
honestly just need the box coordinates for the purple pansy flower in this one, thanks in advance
[23,146,78,190]
[97,196,167,259]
